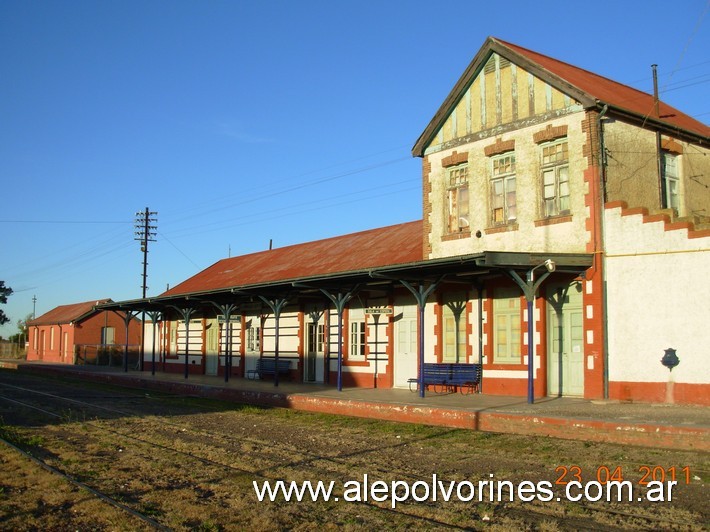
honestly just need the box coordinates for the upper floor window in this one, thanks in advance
[491,153,516,224]
[661,152,680,213]
[446,164,470,233]
[541,140,570,217]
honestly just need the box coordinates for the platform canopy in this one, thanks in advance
[98,249,593,315]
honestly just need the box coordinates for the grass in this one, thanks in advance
[0,418,44,447]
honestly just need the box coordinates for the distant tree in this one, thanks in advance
[9,314,31,344]
[0,281,12,326]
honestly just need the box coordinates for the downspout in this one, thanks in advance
[597,103,610,400]
[652,65,665,209]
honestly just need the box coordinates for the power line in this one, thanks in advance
[662,0,710,91]
[158,231,201,271]
[161,144,412,222]
[0,220,130,224]
[163,154,412,227]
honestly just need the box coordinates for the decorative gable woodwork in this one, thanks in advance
[425,52,580,156]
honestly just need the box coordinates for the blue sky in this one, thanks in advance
[1,0,708,337]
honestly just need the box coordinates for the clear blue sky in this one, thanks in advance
[1,0,708,337]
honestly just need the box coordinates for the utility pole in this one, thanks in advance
[134,208,158,298]
[134,208,157,372]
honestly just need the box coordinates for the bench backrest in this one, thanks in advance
[421,362,481,382]
[257,358,291,371]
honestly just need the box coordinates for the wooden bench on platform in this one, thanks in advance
[247,358,291,380]
[408,362,482,394]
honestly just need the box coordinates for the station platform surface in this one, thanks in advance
[2,359,708,452]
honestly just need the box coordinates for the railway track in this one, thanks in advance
[0,370,706,530]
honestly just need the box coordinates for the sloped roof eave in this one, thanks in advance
[412,36,709,157]
[412,37,598,157]
[27,299,113,327]
[600,101,710,146]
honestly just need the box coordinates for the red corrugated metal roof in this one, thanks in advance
[28,298,111,326]
[163,220,423,296]
[495,38,710,138]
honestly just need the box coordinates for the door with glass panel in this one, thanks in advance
[305,321,325,383]
[546,282,584,396]
[394,312,418,388]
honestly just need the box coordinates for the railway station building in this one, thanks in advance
[101,37,710,405]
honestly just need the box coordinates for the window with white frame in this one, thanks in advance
[349,321,366,360]
[169,321,178,354]
[541,140,570,217]
[101,326,115,345]
[491,153,516,224]
[446,164,470,233]
[493,287,521,364]
[247,324,260,352]
[661,152,680,213]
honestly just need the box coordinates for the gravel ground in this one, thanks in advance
[0,370,707,530]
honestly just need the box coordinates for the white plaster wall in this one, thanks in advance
[604,206,710,384]
[142,321,157,359]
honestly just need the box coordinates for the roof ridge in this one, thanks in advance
[218,219,423,261]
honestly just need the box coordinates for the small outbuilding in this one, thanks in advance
[26,299,142,365]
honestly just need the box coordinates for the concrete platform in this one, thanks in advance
[3,360,708,452]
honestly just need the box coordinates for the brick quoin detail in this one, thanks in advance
[606,200,710,239]
[581,109,605,400]
[422,155,433,257]
[483,138,515,157]
[533,124,568,144]
[442,150,469,167]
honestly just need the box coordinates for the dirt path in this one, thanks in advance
[0,370,707,530]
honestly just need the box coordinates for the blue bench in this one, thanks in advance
[247,358,291,380]
[408,362,482,394]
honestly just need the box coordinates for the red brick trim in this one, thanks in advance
[534,215,572,227]
[688,229,710,239]
[606,200,710,239]
[483,138,515,157]
[621,206,649,217]
[422,156,433,258]
[609,381,710,406]
[441,230,471,241]
[661,138,683,155]
[604,200,627,210]
[665,221,693,231]
[533,124,568,144]
[484,223,519,235]
[442,150,469,167]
